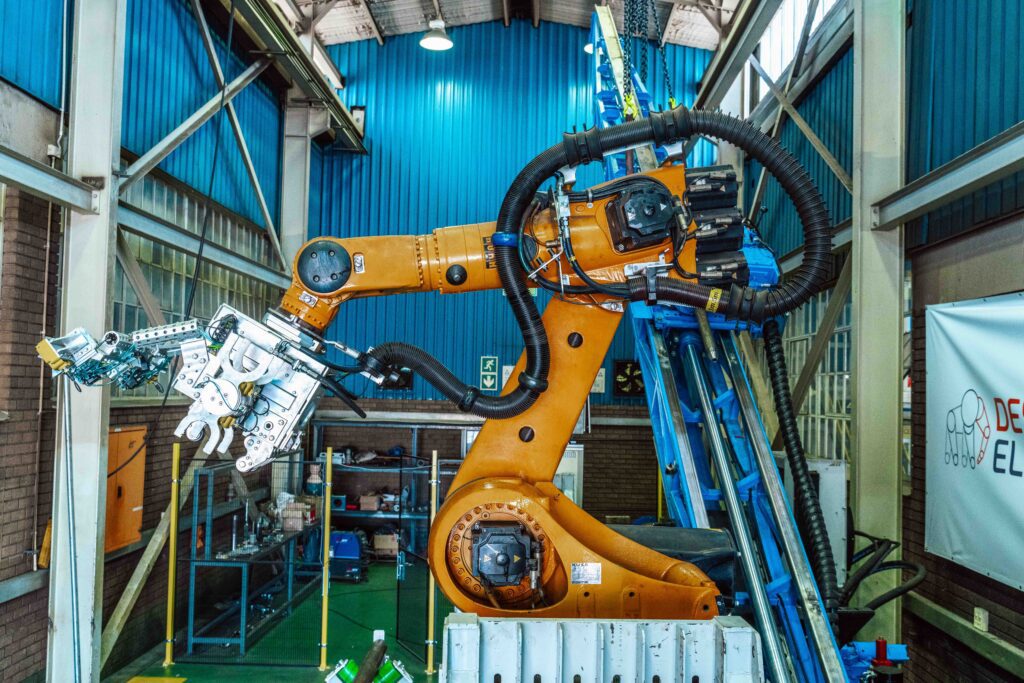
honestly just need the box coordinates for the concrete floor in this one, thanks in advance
[118,564,437,682]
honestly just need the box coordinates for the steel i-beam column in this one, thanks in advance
[851,0,905,640]
[45,1,127,680]
[280,90,330,261]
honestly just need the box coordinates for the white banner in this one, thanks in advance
[926,292,1024,589]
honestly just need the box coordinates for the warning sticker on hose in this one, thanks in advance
[570,562,602,584]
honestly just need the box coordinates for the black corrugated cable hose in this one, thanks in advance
[763,318,840,622]
[365,106,832,417]
[627,110,833,318]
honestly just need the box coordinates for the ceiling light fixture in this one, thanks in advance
[420,19,453,51]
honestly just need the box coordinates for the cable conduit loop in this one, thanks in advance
[364,106,831,418]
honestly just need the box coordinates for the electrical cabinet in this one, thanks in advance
[105,426,146,553]
[554,443,584,505]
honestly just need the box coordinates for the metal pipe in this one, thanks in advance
[31,159,58,571]
[652,329,709,527]
[683,341,792,683]
[60,378,83,682]
[426,450,439,674]
[318,447,333,670]
[352,639,387,683]
[722,334,847,681]
[163,443,182,666]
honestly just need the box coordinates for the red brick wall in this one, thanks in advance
[0,188,60,682]
[903,222,1024,682]
[317,398,659,521]
[0,190,275,680]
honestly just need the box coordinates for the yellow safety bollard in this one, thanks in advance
[163,442,181,667]
[319,447,333,670]
[657,467,664,522]
[425,449,439,674]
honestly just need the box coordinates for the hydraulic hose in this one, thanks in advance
[364,106,831,417]
[762,318,840,620]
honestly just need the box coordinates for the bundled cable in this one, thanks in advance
[762,318,840,621]
[365,106,833,418]
[842,530,926,611]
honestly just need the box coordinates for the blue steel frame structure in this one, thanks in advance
[633,306,841,681]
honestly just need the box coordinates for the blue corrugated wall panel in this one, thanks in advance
[122,0,282,227]
[313,21,714,404]
[745,45,853,257]
[906,0,1024,248]
[0,0,282,227]
[0,0,65,107]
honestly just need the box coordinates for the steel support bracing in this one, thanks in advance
[0,144,99,214]
[190,0,288,270]
[46,1,127,680]
[771,254,852,451]
[693,0,783,110]
[115,233,165,326]
[850,0,905,640]
[872,120,1024,231]
[280,95,330,261]
[747,0,820,223]
[118,204,291,289]
[748,54,852,193]
[747,0,852,133]
[119,57,271,194]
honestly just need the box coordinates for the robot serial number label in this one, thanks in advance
[570,562,603,585]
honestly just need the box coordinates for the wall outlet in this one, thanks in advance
[973,606,990,632]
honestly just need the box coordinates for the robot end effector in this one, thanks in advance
[37,305,377,472]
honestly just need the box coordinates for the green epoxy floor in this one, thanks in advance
[122,565,436,682]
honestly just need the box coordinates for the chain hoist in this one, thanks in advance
[621,0,635,104]
[648,0,676,107]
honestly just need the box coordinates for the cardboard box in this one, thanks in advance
[282,503,309,532]
[359,495,381,511]
[373,532,399,557]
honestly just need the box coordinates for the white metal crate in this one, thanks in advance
[440,614,764,682]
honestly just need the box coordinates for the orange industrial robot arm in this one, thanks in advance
[273,106,834,621]
[276,164,725,619]
[278,165,694,331]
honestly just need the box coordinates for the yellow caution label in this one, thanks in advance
[707,288,723,313]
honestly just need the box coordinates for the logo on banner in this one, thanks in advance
[944,387,1024,476]
[945,388,991,469]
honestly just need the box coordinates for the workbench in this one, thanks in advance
[185,465,316,657]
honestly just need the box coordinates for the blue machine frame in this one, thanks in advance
[588,9,905,678]
[633,306,840,681]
